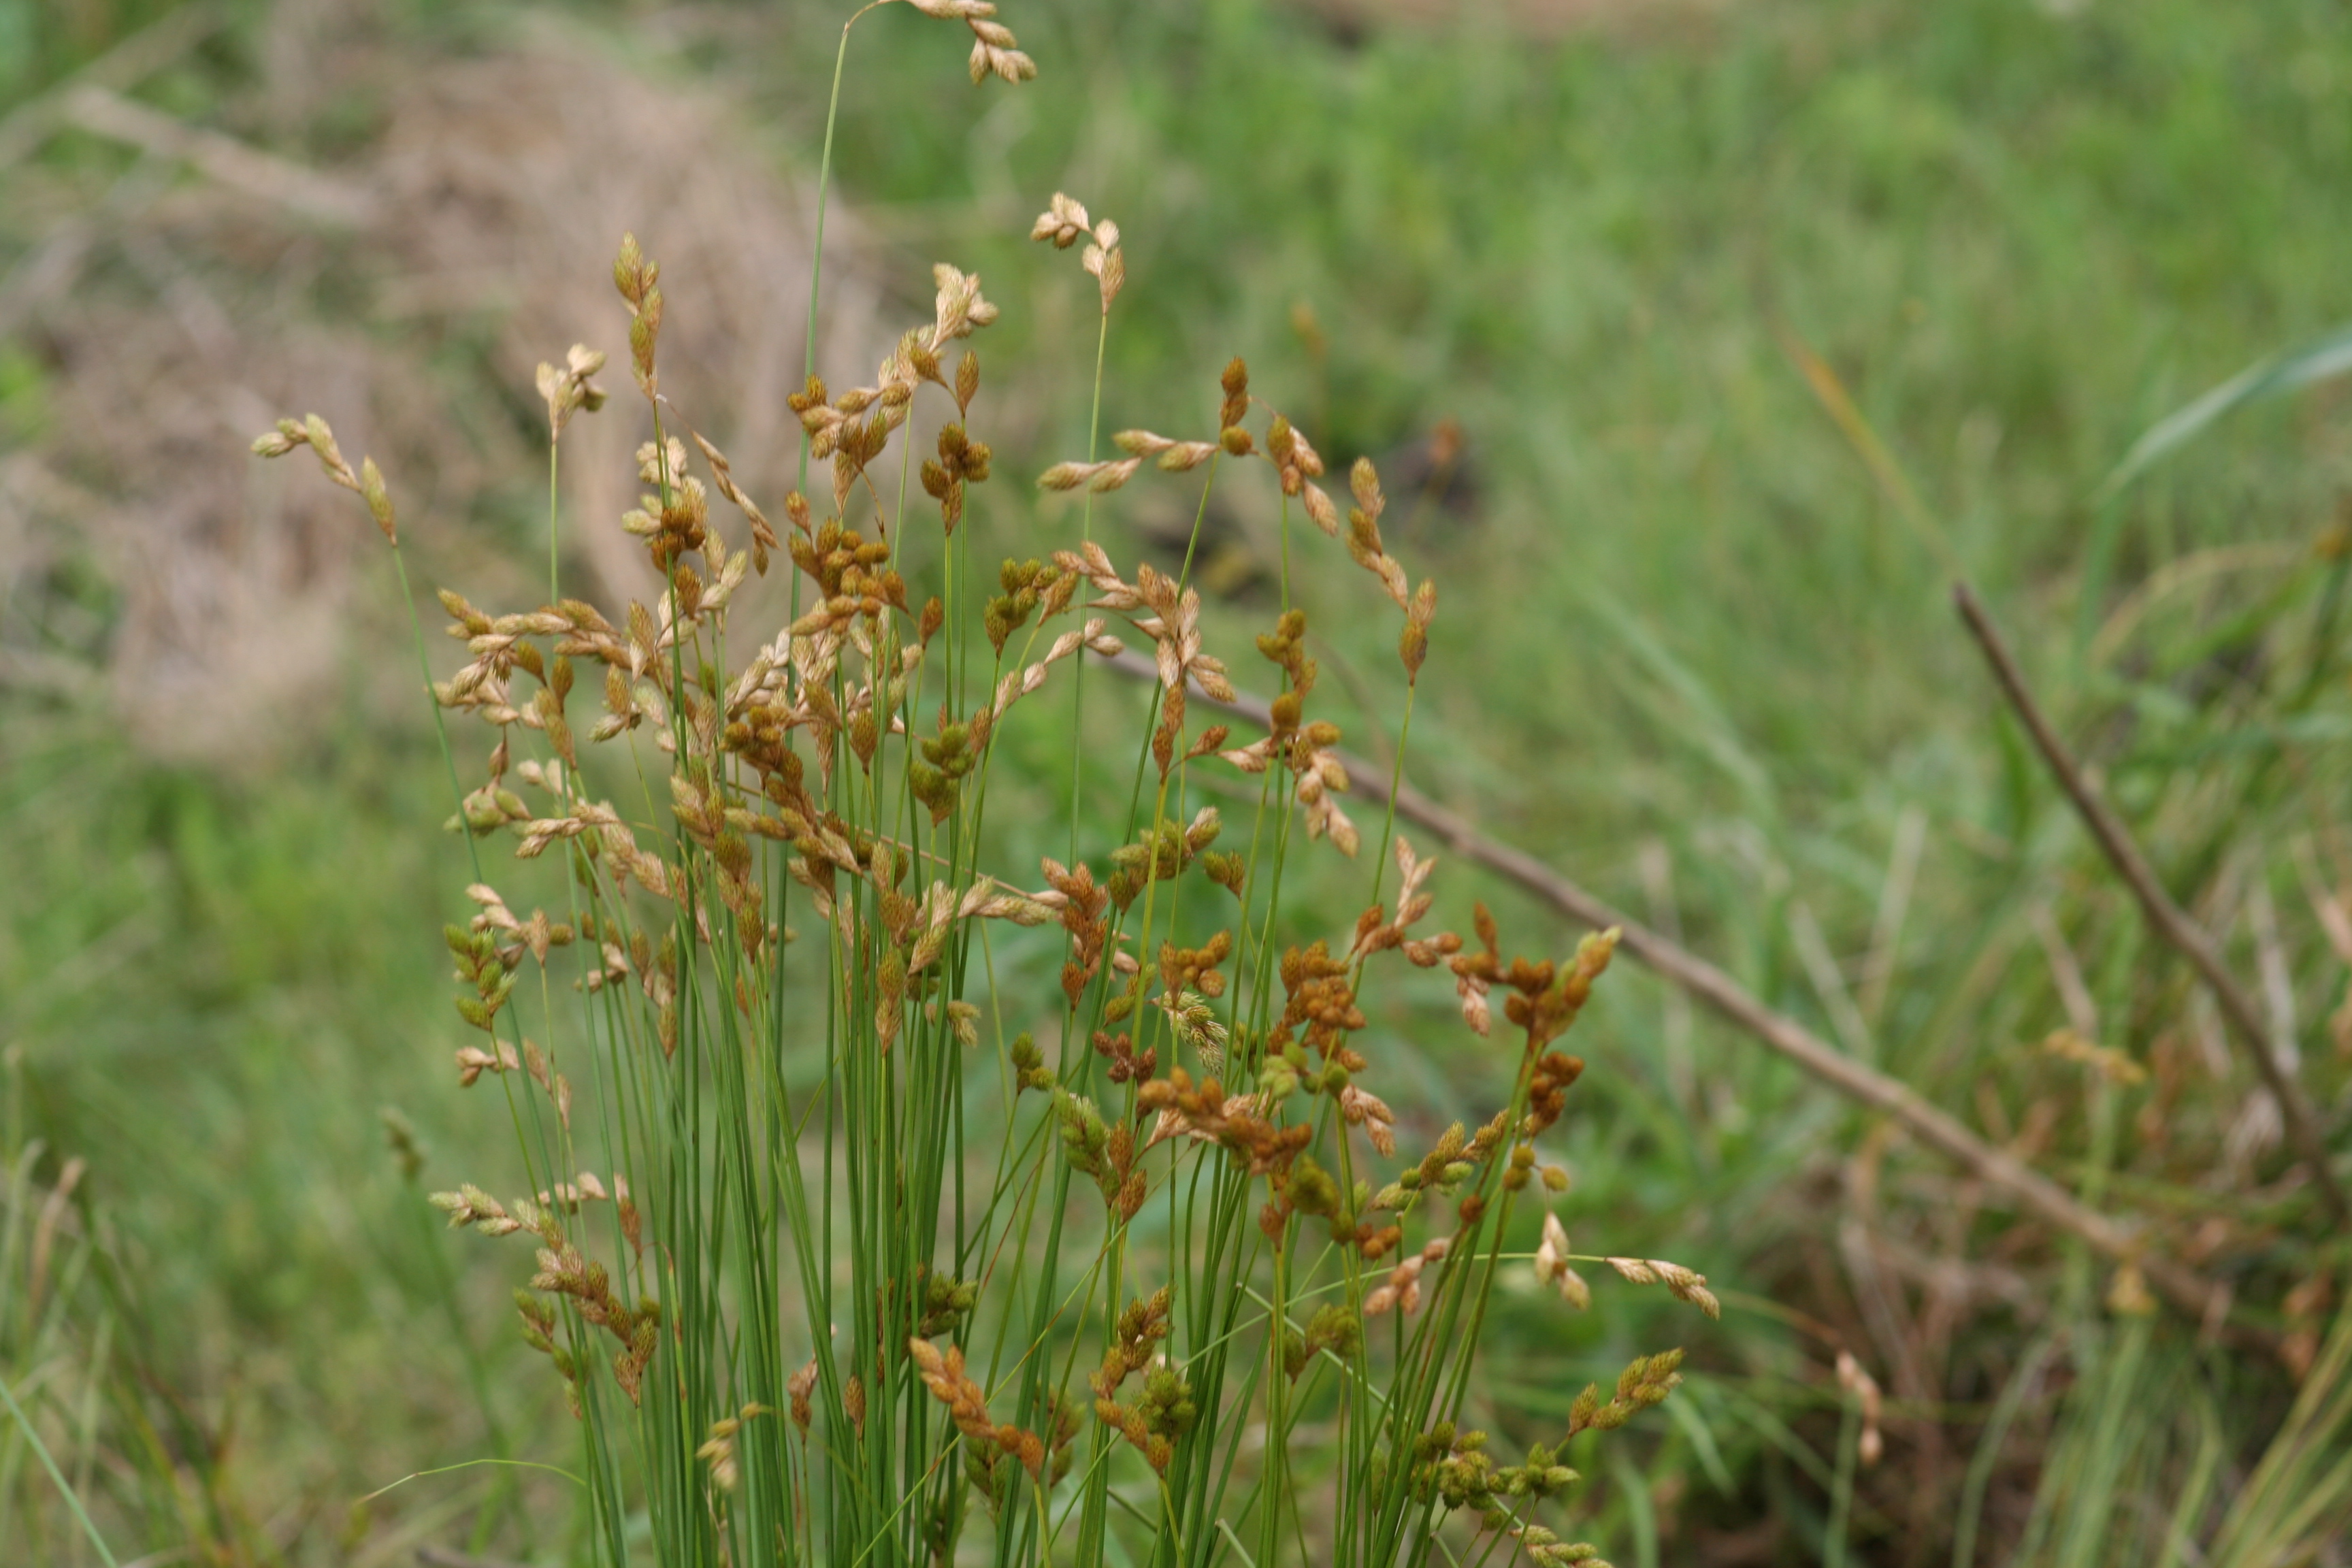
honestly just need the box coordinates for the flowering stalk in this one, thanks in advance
[250,13,1703,1567]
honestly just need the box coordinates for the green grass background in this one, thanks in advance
[4,0,2351,1563]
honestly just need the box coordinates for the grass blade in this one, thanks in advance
[2095,323,2352,503]
[0,1369,116,1568]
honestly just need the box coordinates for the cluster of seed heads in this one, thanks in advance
[246,77,1718,1552]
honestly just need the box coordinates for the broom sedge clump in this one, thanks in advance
[252,8,1707,1564]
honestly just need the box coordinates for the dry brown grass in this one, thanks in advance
[1,7,883,765]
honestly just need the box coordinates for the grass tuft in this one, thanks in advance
[251,14,1700,1565]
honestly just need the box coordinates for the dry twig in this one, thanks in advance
[0,0,227,168]
[1952,582,2348,1228]
[52,85,376,225]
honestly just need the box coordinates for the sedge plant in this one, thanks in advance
[251,6,1714,1563]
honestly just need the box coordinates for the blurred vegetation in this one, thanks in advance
[4,0,2351,1563]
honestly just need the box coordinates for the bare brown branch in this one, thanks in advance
[52,85,376,226]
[1952,581,2347,1228]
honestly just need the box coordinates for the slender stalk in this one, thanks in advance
[1066,306,1113,867]
[803,4,887,489]
[0,1371,114,1568]
[1824,1388,1860,1568]
[390,542,483,887]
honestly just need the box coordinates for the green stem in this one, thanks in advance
[1826,1389,1860,1568]
[802,3,886,502]
[1067,304,1113,866]
[390,542,483,887]
[0,1370,115,1568]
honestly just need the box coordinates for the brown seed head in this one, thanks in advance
[1031,191,1090,248]
[1218,357,1249,430]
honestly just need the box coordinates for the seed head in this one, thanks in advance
[249,412,397,544]
[1030,191,1090,248]
[536,344,609,442]
[1218,357,1249,431]
[1835,1352,1884,1466]
[899,1,1039,84]
[1080,217,1126,310]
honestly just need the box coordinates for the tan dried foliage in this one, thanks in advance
[1,16,881,765]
